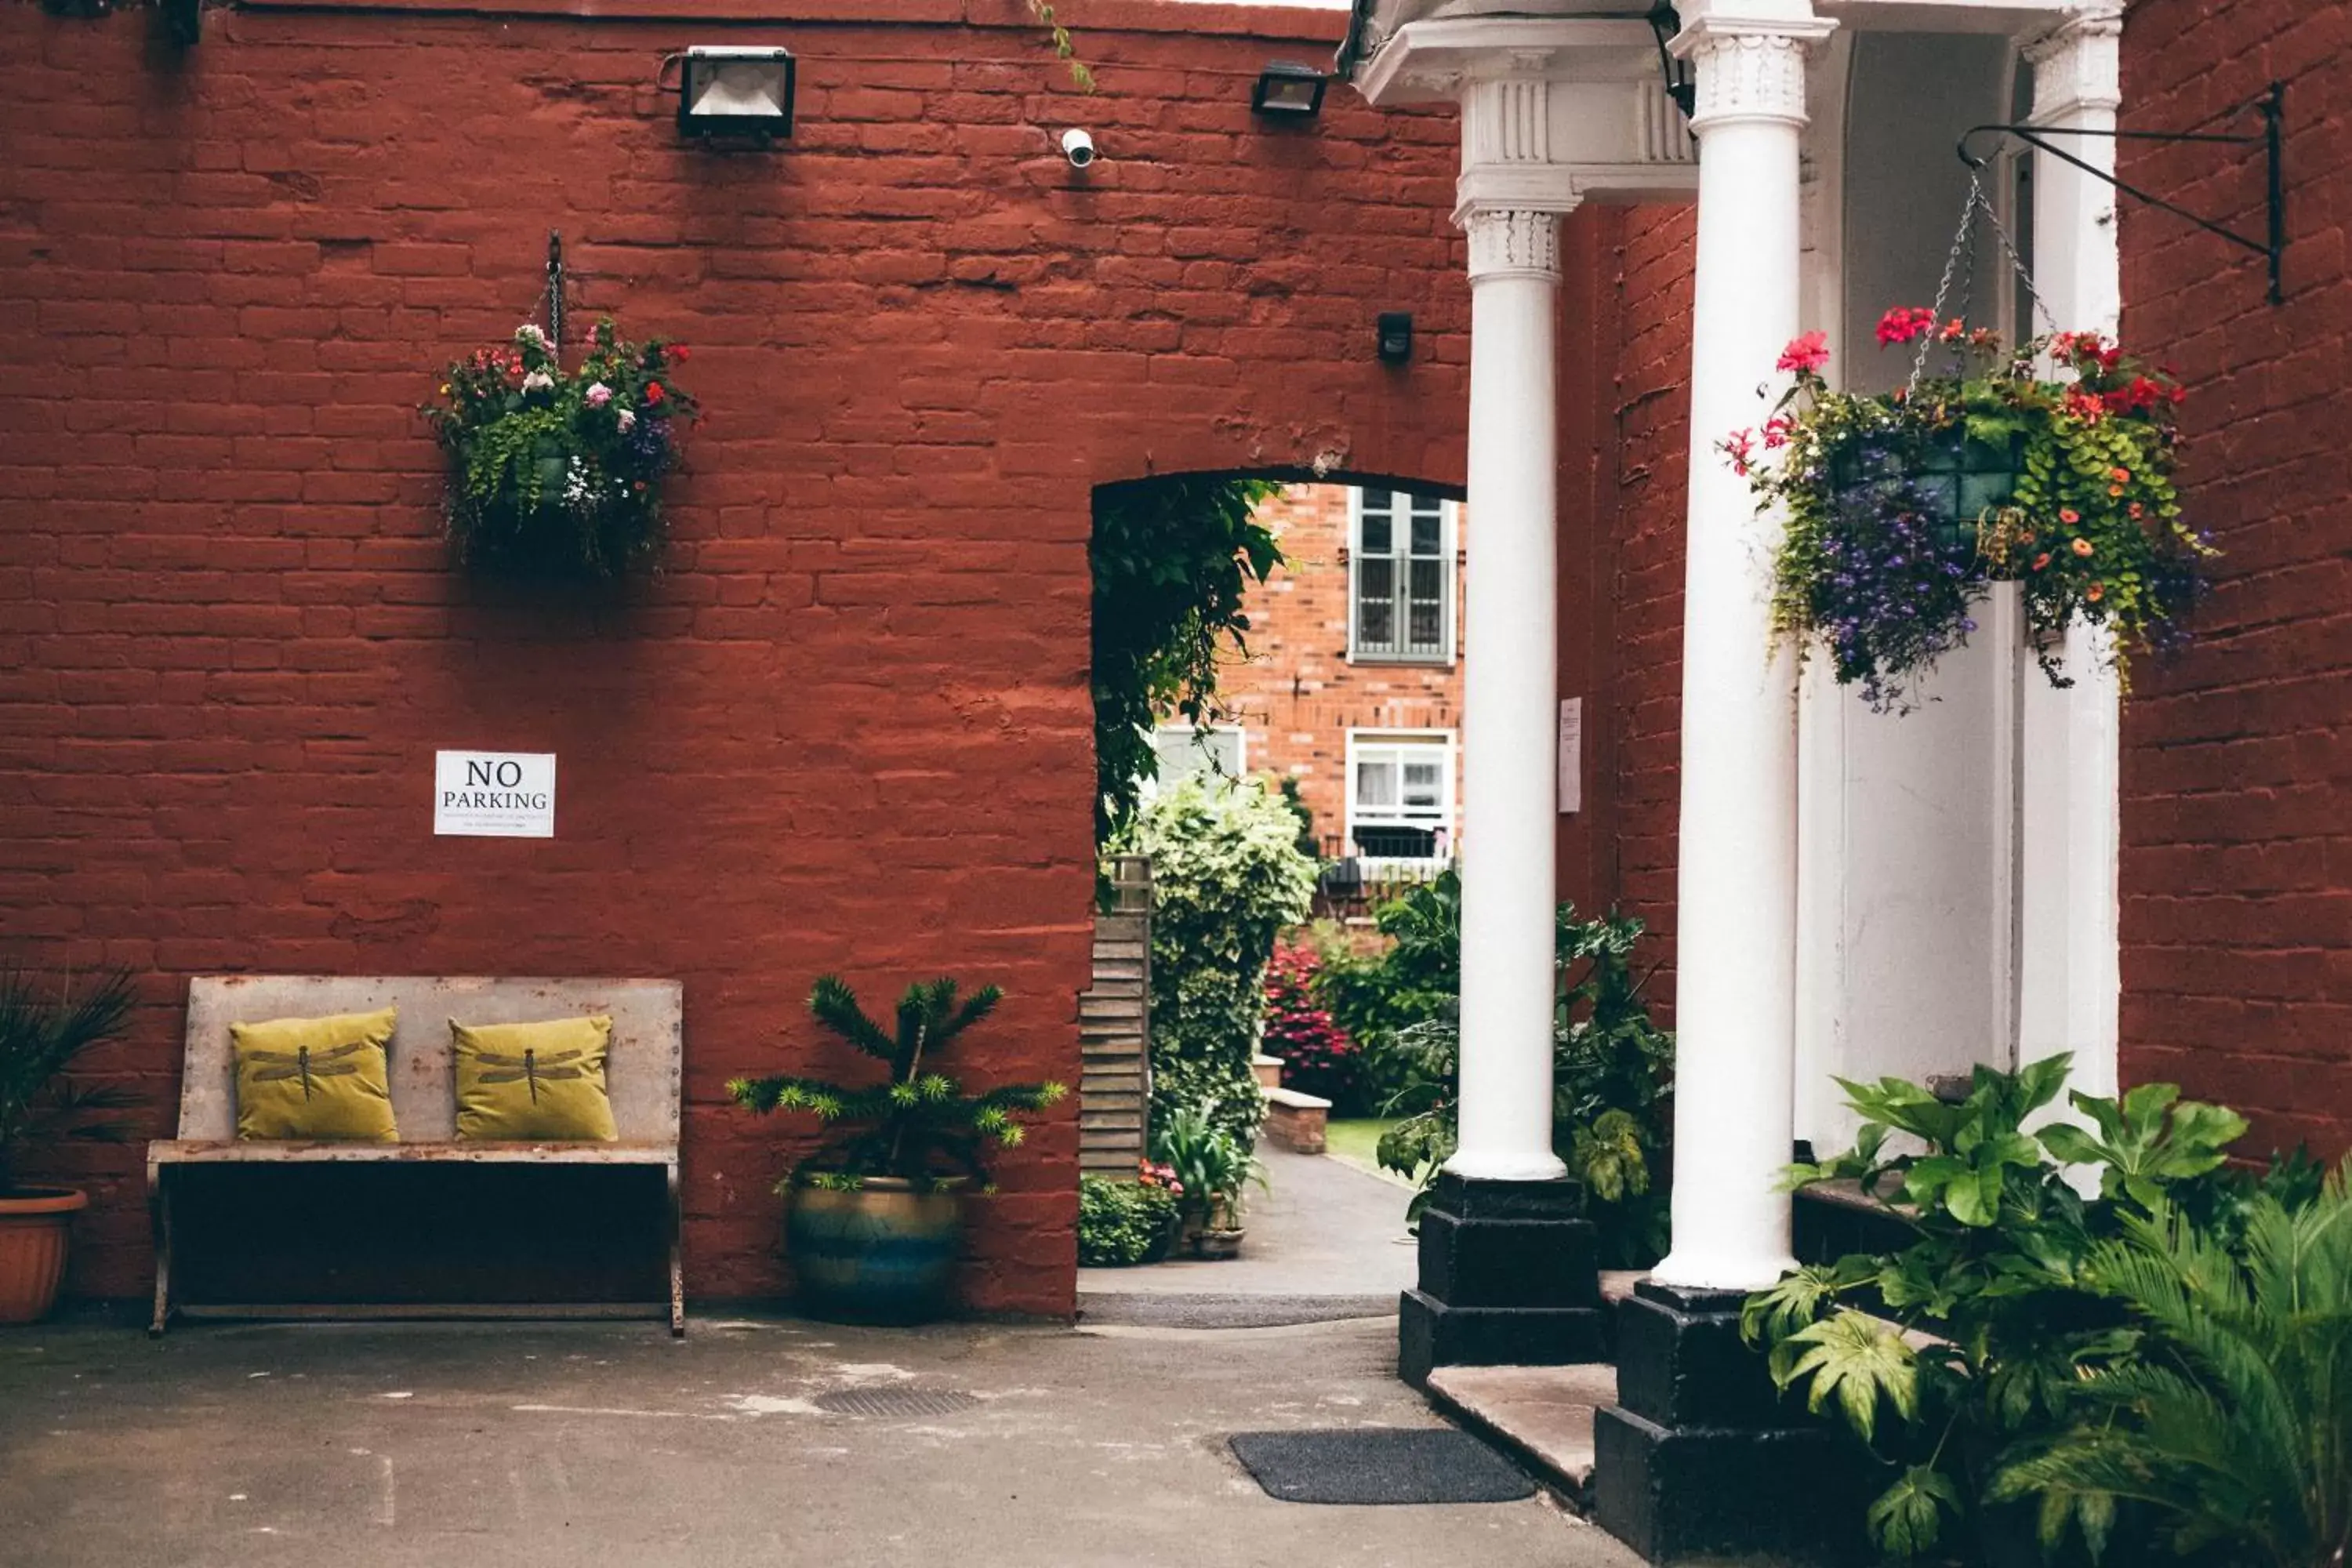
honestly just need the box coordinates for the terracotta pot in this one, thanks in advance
[0,1187,87,1325]
[785,1177,964,1325]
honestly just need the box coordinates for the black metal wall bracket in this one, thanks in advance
[1958,82,2285,304]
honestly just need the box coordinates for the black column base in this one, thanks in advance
[1395,1173,1609,1389]
[1590,1282,1864,1565]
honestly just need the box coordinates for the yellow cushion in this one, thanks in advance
[451,1015,617,1142]
[230,1008,400,1142]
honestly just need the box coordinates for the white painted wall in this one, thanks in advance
[1794,31,2024,1154]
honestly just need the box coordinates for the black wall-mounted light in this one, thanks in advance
[1252,61,1329,119]
[676,45,797,140]
[1377,312,1414,366]
[1646,4,1696,122]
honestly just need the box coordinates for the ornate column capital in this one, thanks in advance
[1462,207,1563,284]
[2026,2,2124,122]
[1672,16,1836,132]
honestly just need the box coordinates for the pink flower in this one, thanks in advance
[1762,414,1795,450]
[616,409,637,434]
[1777,332,1831,375]
[1722,428,1757,477]
[585,382,613,409]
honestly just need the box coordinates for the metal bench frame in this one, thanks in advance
[149,975,684,1337]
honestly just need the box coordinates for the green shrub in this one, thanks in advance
[1331,872,1675,1267]
[1076,1176,1181,1268]
[1743,1058,2273,1563]
[1108,777,1316,1149]
[1992,1156,2352,1568]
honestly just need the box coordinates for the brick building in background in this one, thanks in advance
[1159,481,1468,874]
[0,0,1477,1314]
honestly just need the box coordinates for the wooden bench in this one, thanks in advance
[149,975,684,1337]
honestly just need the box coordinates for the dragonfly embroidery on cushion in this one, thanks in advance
[247,1040,372,1102]
[474,1046,591,1105]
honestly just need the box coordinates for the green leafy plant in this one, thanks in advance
[1090,477,1283,846]
[424,319,697,579]
[1077,1174,1181,1266]
[1309,875,1466,1112]
[1363,877,1675,1266]
[727,976,1065,1192]
[1107,776,1317,1149]
[0,968,137,1198]
[1743,1057,2256,1562]
[1991,1160,2352,1568]
[1025,1,1095,93]
[1150,1100,1265,1230]
[1732,314,2209,710]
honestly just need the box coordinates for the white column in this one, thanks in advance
[2017,3,2125,1105]
[1652,11,1835,1291]
[1448,202,1571,1183]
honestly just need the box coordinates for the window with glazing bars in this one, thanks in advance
[1349,488,1451,662]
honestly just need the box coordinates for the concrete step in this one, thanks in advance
[1418,1272,1647,1507]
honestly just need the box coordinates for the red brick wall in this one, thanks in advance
[2118,2,2352,1158]
[0,0,1471,1311]
[1219,482,1467,855]
[1560,205,1696,1000]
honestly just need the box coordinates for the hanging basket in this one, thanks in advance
[1718,166,2212,712]
[1827,423,2025,556]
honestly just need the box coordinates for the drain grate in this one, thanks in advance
[813,1388,980,1419]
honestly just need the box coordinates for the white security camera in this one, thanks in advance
[1060,128,1096,169]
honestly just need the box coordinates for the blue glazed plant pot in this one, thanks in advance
[784,1177,964,1325]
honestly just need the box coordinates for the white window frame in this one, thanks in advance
[1346,488,1457,666]
[1144,723,1247,797]
[1342,729,1456,869]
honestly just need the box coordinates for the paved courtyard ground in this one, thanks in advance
[0,1309,1642,1568]
[1078,1142,1420,1327]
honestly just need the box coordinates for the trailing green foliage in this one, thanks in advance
[1354,873,1675,1267]
[1025,0,1096,92]
[1089,477,1283,846]
[0,967,137,1197]
[1108,777,1316,1150]
[1988,1160,2352,1568]
[1076,1175,1181,1267]
[727,976,1065,1192]
[1743,1057,2280,1563]
[424,320,696,579]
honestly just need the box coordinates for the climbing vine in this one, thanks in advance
[1089,477,1283,846]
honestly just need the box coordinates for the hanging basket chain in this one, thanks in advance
[1906,168,2060,398]
[545,230,564,368]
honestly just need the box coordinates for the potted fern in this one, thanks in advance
[727,977,1065,1323]
[0,969,136,1323]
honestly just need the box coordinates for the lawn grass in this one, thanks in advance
[1323,1117,1412,1185]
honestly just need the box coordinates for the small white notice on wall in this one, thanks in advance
[434,751,556,838]
[1558,699,1583,815]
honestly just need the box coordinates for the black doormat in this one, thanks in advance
[1228,1428,1536,1505]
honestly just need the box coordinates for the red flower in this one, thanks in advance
[672,345,690,361]
[1762,415,1795,450]
[2063,389,2108,426]
[2031,552,2053,572]
[644,382,666,405]
[1875,306,1937,347]
[1938,318,1969,343]
[1777,331,1831,375]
